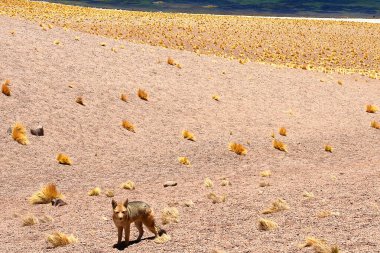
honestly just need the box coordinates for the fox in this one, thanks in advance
[112,199,165,247]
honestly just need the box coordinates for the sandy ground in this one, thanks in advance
[0,15,380,253]
[1,0,380,79]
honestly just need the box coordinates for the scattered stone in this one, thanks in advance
[30,125,44,136]
[183,200,194,207]
[51,198,67,207]
[164,181,177,187]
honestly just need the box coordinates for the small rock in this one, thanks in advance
[51,198,67,207]
[164,181,177,187]
[7,127,12,135]
[30,126,44,136]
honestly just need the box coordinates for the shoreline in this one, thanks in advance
[33,0,380,23]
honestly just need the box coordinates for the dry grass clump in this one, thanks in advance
[317,210,340,218]
[122,120,135,132]
[30,183,64,204]
[262,198,289,214]
[212,94,220,101]
[178,156,190,165]
[182,130,195,141]
[76,96,84,105]
[207,192,227,204]
[100,42,106,46]
[366,105,378,113]
[47,232,78,248]
[337,80,343,85]
[2,79,11,96]
[167,56,175,65]
[324,145,333,153]
[88,187,101,196]
[154,233,171,244]
[161,207,179,225]
[105,189,115,197]
[120,93,128,102]
[204,178,214,188]
[137,88,148,101]
[57,153,72,165]
[221,178,231,186]
[39,215,54,223]
[371,120,380,129]
[299,237,339,253]
[259,181,270,187]
[22,214,39,226]
[279,127,287,136]
[273,139,287,152]
[303,191,315,199]
[12,122,29,145]
[121,180,135,190]
[260,170,272,177]
[53,39,61,45]
[228,142,247,155]
[258,218,278,231]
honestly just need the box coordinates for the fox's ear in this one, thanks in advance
[112,199,117,209]
[123,199,129,208]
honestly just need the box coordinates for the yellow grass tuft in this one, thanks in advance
[259,181,270,187]
[262,198,289,214]
[182,130,195,141]
[161,207,179,225]
[337,80,343,85]
[212,94,220,101]
[317,210,340,218]
[279,127,287,136]
[371,120,380,129]
[299,236,339,253]
[258,218,278,231]
[270,131,275,138]
[324,145,333,153]
[30,183,64,204]
[121,180,135,190]
[122,120,135,132]
[53,39,61,45]
[47,232,78,248]
[22,214,39,226]
[178,156,190,165]
[204,178,214,188]
[303,191,315,199]
[228,142,247,155]
[167,56,175,65]
[57,153,72,165]
[100,42,106,46]
[366,104,378,113]
[88,187,101,196]
[207,192,227,204]
[12,122,29,145]
[154,233,171,244]
[273,139,287,152]
[76,96,84,105]
[137,88,148,101]
[120,93,128,102]
[260,170,272,177]
[105,189,115,197]
[2,79,11,96]
[221,178,231,186]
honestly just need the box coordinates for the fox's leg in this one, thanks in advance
[135,221,144,241]
[117,227,123,245]
[142,213,158,237]
[124,224,130,246]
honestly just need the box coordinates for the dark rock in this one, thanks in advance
[30,126,44,136]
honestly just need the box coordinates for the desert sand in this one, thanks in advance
[0,2,380,253]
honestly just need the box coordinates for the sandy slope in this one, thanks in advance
[0,16,379,253]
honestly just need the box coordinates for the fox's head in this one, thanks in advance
[112,199,129,221]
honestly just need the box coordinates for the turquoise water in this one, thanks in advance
[39,0,380,18]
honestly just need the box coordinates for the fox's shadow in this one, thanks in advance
[113,236,155,251]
